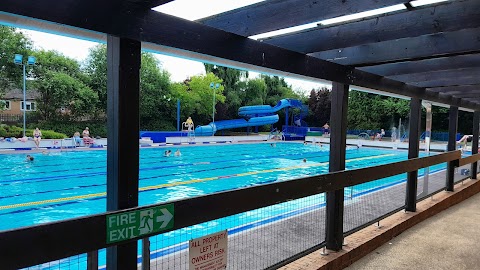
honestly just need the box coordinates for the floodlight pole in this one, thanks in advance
[15,54,35,137]
[213,86,215,124]
[22,63,26,137]
[210,82,220,135]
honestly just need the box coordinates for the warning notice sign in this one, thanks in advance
[189,230,228,270]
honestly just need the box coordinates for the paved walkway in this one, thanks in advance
[346,188,480,270]
[150,163,472,269]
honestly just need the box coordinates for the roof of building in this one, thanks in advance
[2,89,40,100]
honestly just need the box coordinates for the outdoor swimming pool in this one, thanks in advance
[0,142,445,269]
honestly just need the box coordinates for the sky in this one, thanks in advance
[20,29,326,95]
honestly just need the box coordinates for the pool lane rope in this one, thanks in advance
[0,154,394,211]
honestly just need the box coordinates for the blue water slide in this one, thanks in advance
[195,99,306,136]
[238,99,292,117]
[195,115,279,136]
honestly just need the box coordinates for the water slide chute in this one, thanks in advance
[194,99,303,136]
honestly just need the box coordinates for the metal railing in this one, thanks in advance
[0,113,21,122]
[1,151,480,269]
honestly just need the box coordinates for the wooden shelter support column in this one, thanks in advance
[405,98,422,212]
[325,82,349,251]
[446,106,459,191]
[471,111,480,179]
[106,36,141,269]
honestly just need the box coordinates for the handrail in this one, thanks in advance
[458,153,480,167]
[0,150,462,269]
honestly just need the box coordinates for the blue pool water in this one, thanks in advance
[0,143,445,269]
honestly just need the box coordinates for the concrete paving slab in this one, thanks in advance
[346,187,480,270]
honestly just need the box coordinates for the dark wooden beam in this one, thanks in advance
[198,0,407,37]
[0,0,479,111]
[447,106,458,191]
[359,54,480,76]
[310,28,480,66]
[472,111,480,178]
[428,84,480,94]
[263,0,480,53]
[406,97,422,212]
[452,93,480,98]
[106,36,141,269]
[409,77,480,88]
[388,68,480,83]
[127,0,174,9]
[325,82,349,251]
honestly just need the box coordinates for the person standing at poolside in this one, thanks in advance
[73,131,81,146]
[323,123,330,136]
[82,127,94,147]
[82,127,90,138]
[33,127,42,149]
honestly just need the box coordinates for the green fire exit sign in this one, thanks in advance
[106,204,174,244]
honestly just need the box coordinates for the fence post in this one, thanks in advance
[325,82,348,251]
[446,106,458,191]
[106,36,141,269]
[471,111,479,179]
[405,98,421,211]
[142,238,150,270]
[87,251,98,270]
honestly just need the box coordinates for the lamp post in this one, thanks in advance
[209,82,220,124]
[14,54,36,137]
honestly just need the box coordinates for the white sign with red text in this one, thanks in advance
[189,230,228,270]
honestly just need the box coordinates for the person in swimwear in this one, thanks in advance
[33,127,42,149]
[73,131,81,146]
[82,127,90,138]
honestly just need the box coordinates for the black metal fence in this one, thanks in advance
[2,151,480,270]
[0,113,21,123]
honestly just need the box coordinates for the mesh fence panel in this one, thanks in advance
[343,174,407,233]
[148,193,326,269]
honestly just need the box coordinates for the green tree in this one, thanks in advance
[32,50,97,121]
[244,78,267,106]
[83,46,178,129]
[83,45,107,114]
[262,75,299,105]
[0,26,32,94]
[139,53,176,130]
[307,87,331,127]
[204,64,247,120]
[35,71,97,120]
[182,72,225,124]
[347,91,384,129]
[347,91,411,130]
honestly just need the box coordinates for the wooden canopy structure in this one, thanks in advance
[0,0,479,268]
[0,0,479,109]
